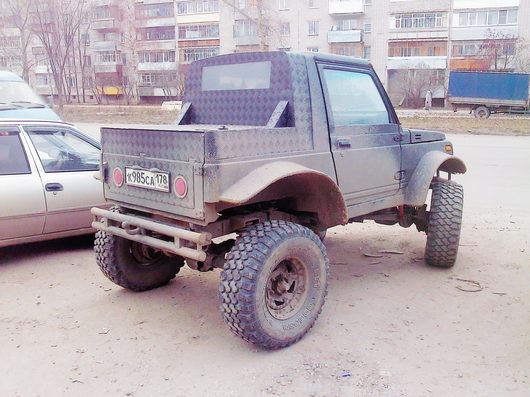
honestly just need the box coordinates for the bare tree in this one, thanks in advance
[479,29,517,71]
[513,38,530,73]
[395,63,441,108]
[221,0,281,51]
[29,0,88,108]
[1,0,37,81]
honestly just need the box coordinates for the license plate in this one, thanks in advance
[125,167,170,192]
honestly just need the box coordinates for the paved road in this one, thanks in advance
[1,130,529,397]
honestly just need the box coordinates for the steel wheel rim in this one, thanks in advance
[265,258,308,320]
[130,242,162,266]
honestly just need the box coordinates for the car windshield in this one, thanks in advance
[0,81,46,106]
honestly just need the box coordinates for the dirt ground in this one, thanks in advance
[57,104,530,136]
[1,134,529,397]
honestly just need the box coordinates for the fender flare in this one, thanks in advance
[405,152,467,206]
[219,161,348,229]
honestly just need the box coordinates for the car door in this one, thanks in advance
[0,126,46,241]
[318,65,404,205]
[23,125,103,234]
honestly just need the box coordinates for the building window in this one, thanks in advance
[0,56,21,68]
[177,1,219,15]
[279,0,289,10]
[280,22,290,36]
[364,0,372,4]
[336,19,356,31]
[92,6,111,20]
[308,0,318,8]
[458,9,517,26]
[138,51,176,63]
[332,46,356,57]
[81,33,90,46]
[388,42,446,57]
[139,72,177,86]
[234,20,258,37]
[96,51,122,64]
[308,21,319,35]
[181,47,220,62]
[102,32,116,41]
[136,3,174,19]
[452,41,481,56]
[363,46,371,59]
[35,74,50,86]
[179,24,219,40]
[138,27,176,41]
[364,19,371,32]
[394,13,444,29]
[0,36,21,48]
[307,47,319,52]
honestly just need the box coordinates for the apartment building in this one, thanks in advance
[1,0,528,105]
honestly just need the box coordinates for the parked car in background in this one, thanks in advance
[0,71,61,121]
[0,120,106,248]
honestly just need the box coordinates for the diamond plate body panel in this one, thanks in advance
[206,127,312,160]
[102,128,204,162]
[101,128,204,219]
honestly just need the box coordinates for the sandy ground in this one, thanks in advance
[1,134,529,397]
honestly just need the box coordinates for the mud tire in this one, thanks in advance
[425,178,464,268]
[94,208,184,291]
[219,221,329,350]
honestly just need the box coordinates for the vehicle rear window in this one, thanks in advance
[201,61,272,91]
[0,129,31,175]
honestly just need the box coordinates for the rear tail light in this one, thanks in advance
[113,167,124,187]
[174,176,187,198]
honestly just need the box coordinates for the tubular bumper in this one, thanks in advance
[91,207,211,262]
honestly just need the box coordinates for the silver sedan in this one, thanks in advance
[0,120,107,248]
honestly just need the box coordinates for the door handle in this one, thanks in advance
[45,183,63,192]
[337,138,351,148]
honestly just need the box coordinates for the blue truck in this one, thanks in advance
[448,71,530,118]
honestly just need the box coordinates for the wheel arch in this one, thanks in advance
[405,151,466,206]
[218,161,348,229]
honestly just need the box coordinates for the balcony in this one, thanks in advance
[137,62,177,72]
[328,29,362,43]
[452,25,518,41]
[136,40,176,51]
[389,30,448,41]
[135,17,176,28]
[94,63,122,73]
[234,36,260,46]
[328,0,363,15]
[92,19,118,30]
[92,41,117,51]
[387,56,447,70]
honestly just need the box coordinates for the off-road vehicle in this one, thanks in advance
[92,52,466,349]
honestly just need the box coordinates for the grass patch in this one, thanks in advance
[400,116,530,136]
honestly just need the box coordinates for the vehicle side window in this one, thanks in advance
[25,128,100,173]
[0,129,31,175]
[322,68,390,127]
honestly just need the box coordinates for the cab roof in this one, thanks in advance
[0,70,24,82]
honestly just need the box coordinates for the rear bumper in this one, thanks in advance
[91,207,211,262]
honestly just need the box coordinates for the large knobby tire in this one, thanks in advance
[219,221,329,350]
[425,178,464,268]
[94,228,184,292]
